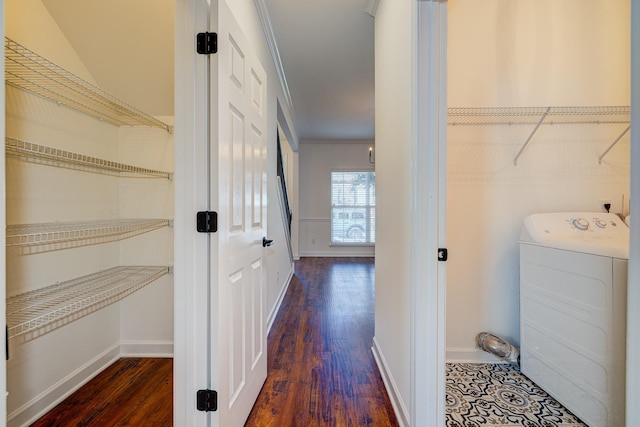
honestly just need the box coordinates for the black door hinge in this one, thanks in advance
[197,32,217,54]
[438,248,448,262]
[197,211,218,233]
[196,389,218,412]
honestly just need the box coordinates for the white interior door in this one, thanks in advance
[210,1,268,425]
[174,1,267,425]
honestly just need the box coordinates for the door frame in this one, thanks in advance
[412,1,447,426]
[415,1,640,425]
[1,0,6,421]
[174,0,211,425]
[628,0,640,422]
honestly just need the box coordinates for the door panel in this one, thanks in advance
[250,258,264,368]
[228,268,245,406]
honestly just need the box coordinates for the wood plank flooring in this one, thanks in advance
[246,257,399,426]
[31,358,173,426]
[30,257,398,426]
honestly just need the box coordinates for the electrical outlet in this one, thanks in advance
[311,237,316,245]
[601,199,612,213]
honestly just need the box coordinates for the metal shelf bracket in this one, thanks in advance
[513,107,551,166]
[598,125,630,165]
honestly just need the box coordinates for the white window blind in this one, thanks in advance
[331,171,375,244]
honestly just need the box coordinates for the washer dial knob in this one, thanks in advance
[595,219,607,228]
[573,218,590,230]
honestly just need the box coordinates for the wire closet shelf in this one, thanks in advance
[4,37,172,133]
[447,106,630,165]
[447,106,630,126]
[6,266,171,338]
[6,218,171,248]
[5,137,173,179]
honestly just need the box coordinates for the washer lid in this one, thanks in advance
[520,212,629,259]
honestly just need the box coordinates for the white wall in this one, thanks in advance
[298,140,375,257]
[265,129,295,330]
[446,0,631,361]
[4,1,175,424]
[262,122,299,328]
[278,128,299,259]
[373,0,413,423]
[118,121,175,355]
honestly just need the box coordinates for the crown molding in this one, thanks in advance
[254,0,294,111]
[364,0,379,17]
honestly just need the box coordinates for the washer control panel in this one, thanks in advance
[572,217,590,230]
[521,212,629,259]
[569,216,619,231]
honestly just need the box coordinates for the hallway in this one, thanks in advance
[27,258,397,426]
[246,257,399,426]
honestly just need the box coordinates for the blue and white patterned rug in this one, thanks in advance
[446,363,587,427]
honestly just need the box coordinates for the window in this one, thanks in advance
[331,171,375,244]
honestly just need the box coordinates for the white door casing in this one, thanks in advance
[210,1,268,425]
[413,1,447,427]
[174,0,268,425]
[174,0,210,425]
[0,0,6,420]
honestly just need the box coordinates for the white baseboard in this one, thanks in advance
[446,347,505,364]
[120,340,174,358]
[372,337,410,427]
[7,344,121,427]
[298,251,375,257]
[267,264,294,333]
[8,340,175,427]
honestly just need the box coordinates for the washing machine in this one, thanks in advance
[519,212,628,427]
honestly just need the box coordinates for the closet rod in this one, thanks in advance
[598,125,630,164]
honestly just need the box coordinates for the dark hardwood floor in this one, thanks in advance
[246,257,399,426]
[30,257,398,426]
[31,357,173,426]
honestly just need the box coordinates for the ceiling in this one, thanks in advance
[42,0,375,141]
[263,0,375,141]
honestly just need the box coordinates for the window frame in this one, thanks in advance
[330,169,376,246]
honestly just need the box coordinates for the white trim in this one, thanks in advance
[254,0,294,111]
[0,1,6,420]
[412,1,447,427]
[299,217,331,223]
[627,0,639,423]
[330,167,376,173]
[364,0,380,18]
[372,337,409,427]
[267,265,294,333]
[174,0,211,426]
[446,348,503,364]
[329,244,375,248]
[298,251,375,258]
[120,341,174,358]
[300,139,375,145]
[7,344,120,427]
